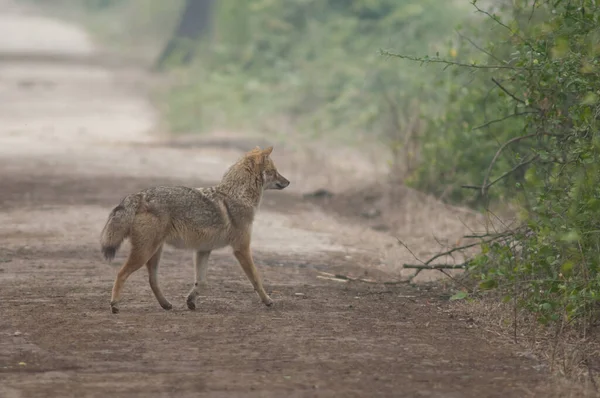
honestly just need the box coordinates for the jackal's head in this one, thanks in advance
[251,146,290,190]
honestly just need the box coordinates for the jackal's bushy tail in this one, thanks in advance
[100,194,141,262]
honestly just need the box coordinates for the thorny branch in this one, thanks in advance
[528,0,538,22]
[455,29,505,66]
[473,111,537,130]
[471,1,534,51]
[480,133,554,197]
[401,232,515,279]
[379,50,532,70]
[462,154,539,192]
[491,78,533,107]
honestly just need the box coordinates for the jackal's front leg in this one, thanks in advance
[233,246,273,306]
[186,250,211,310]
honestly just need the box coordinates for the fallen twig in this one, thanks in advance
[317,271,411,285]
[358,290,394,296]
[403,263,468,270]
[463,231,516,239]
[333,274,377,283]
[316,275,348,283]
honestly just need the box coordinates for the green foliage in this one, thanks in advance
[404,0,600,327]
[164,0,468,140]
[402,11,533,205]
[449,291,469,301]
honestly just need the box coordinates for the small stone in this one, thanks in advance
[361,208,381,219]
[303,189,334,199]
[371,224,390,232]
[13,331,21,336]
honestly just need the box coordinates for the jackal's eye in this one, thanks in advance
[263,164,276,176]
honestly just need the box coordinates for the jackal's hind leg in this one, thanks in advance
[110,247,155,314]
[146,244,172,311]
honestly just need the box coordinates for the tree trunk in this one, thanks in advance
[155,0,215,70]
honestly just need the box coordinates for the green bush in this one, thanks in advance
[401,0,600,327]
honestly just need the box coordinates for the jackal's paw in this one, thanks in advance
[161,302,173,311]
[110,303,120,314]
[263,297,274,307]
[186,297,196,311]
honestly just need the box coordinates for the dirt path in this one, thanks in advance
[0,3,562,397]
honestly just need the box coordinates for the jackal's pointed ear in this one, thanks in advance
[247,146,261,155]
[263,146,273,156]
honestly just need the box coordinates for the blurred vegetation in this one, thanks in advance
[163,0,468,148]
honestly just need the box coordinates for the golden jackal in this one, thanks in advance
[100,146,290,314]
